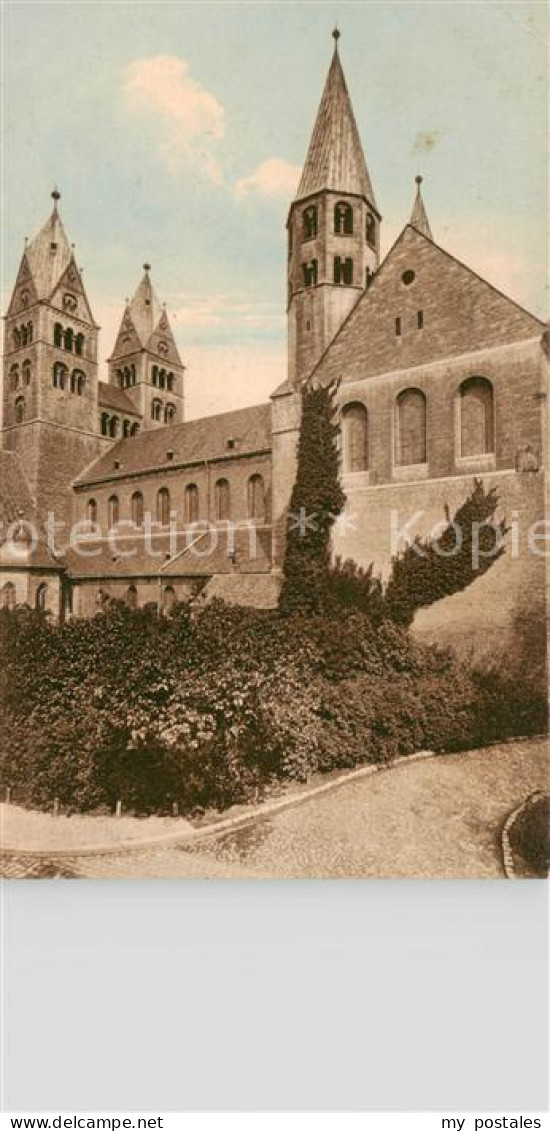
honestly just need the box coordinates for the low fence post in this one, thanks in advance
[115,800,122,818]
[53,797,59,817]
[172,801,179,817]
[6,786,11,805]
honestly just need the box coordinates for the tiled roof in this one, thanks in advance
[63,525,272,580]
[75,403,272,485]
[98,381,142,416]
[409,177,433,240]
[296,47,376,205]
[25,206,73,299]
[0,450,35,532]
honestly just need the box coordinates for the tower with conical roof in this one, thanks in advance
[2,190,101,528]
[107,264,185,430]
[287,30,380,385]
[409,175,433,239]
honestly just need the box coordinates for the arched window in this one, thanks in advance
[14,397,25,424]
[22,359,31,385]
[334,201,353,234]
[341,403,369,472]
[26,322,33,342]
[126,584,138,610]
[162,585,176,614]
[86,498,97,524]
[366,213,376,247]
[167,373,174,392]
[101,412,110,436]
[20,325,28,347]
[130,364,136,386]
[334,256,353,285]
[130,422,140,436]
[395,388,427,466]
[70,370,85,395]
[54,322,63,347]
[151,398,162,421]
[35,583,48,611]
[52,362,67,389]
[303,205,318,240]
[13,328,21,349]
[152,365,158,386]
[131,491,144,526]
[164,404,176,424]
[247,474,266,521]
[185,483,199,524]
[1,582,16,611]
[159,370,166,389]
[215,478,230,521]
[10,364,19,391]
[156,487,171,526]
[108,495,119,528]
[109,416,119,438]
[64,327,74,352]
[75,333,84,357]
[459,377,494,457]
[303,260,318,287]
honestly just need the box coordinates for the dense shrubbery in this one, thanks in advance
[1,601,546,814]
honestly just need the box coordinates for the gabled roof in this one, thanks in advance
[98,381,142,416]
[24,202,73,300]
[75,403,272,485]
[409,176,433,240]
[295,41,376,206]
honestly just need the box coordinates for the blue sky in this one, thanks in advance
[3,1,548,417]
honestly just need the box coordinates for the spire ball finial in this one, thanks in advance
[415,174,423,186]
[332,26,340,44]
[51,186,60,203]
[143,262,151,273]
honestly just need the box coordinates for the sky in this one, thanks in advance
[3,0,548,419]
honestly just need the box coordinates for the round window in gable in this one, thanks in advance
[402,269,416,286]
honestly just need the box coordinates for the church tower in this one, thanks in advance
[2,190,101,529]
[106,265,185,432]
[287,30,380,386]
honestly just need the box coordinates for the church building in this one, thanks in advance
[1,32,547,667]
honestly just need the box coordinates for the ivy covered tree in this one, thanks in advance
[279,380,345,616]
[384,479,508,627]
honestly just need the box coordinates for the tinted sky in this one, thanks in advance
[4,1,547,417]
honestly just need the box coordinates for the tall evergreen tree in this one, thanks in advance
[279,381,345,616]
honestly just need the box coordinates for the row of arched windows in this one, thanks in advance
[54,323,85,356]
[52,363,86,394]
[124,584,176,613]
[12,323,33,349]
[301,203,376,246]
[116,364,136,388]
[86,474,267,530]
[1,581,50,611]
[302,257,355,288]
[340,378,495,472]
[152,366,175,391]
[100,412,140,439]
[9,360,31,390]
[151,399,176,424]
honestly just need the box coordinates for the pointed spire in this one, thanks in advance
[126,264,163,346]
[409,175,433,240]
[295,33,376,205]
[23,191,73,298]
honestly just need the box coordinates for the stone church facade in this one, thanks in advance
[1,35,547,667]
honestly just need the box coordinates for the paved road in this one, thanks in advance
[2,739,547,879]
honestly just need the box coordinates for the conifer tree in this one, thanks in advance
[279,381,345,616]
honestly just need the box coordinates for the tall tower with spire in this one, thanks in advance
[287,30,380,385]
[107,264,185,430]
[2,190,101,528]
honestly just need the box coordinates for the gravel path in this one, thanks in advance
[2,738,547,879]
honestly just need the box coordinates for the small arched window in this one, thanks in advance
[20,325,28,347]
[53,362,67,389]
[27,322,33,342]
[64,327,74,352]
[131,491,144,527]
[22,359,31,385]
[54,323,63,348]
[334,256,353,285]
[86,498,98,524]
[303,260,318,287]
[123,420,131,437]
[366,213,376,247]
[159,369,166,390]
[334,201,353,234]
[35,583,48,611]
[13,328,21,349]
[156,487,171,526]
[70,370,85,395]
[185,483,199,524]
[10,364,19,391]
[130,422,140,436]
[162,585,176,614]
[2,582,16,611]
[395,388,427,466]
[151,398,162,421]
[126,584,138,610]
[167,373,174,392]
[247,474,266,522]
[152,366,158,386]
[109,416,119,438]
[14,397,25,424]
[108,495,119,528]
[303,205,318,240]
[341,403,369,473]
[459,377,494,457]
[215,478,230,521]
[74,333,85,357]
[101,412,110,436]
[164,403,176,424]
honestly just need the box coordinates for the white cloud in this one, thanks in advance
[122,55,225,182]
[234,158,301,201]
